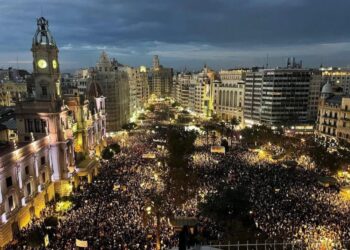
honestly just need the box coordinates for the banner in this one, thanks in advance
[211,146,225,154]
[44,234,49,247]
[113,184,120,191]
[142,153,156,159]
[76,239,88,248]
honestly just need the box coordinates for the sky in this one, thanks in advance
[0,0,350,72]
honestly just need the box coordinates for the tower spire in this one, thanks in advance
[33,17,55,46]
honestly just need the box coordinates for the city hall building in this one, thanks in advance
[0,17,106,246]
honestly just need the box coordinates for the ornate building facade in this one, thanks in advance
[214,69,246,126]
[149,55,173,98]
[0,17,106,246]
[316,82,350,143]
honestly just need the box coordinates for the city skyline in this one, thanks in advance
[1,0,350,71]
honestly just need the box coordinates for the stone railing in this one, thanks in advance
[0,136,50,169]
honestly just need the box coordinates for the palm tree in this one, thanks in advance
[229,117,240,146]
[203,122,216,148]
[216,121,225,141]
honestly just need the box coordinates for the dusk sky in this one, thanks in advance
[1,0,350,72]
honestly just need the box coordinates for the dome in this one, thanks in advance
[321,81,333,94]
[87,80,103,98]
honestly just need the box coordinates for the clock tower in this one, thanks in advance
[32,17,61,101]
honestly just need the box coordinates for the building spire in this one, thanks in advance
[33,17,56,46]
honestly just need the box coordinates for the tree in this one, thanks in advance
[167,127,197,158]
[218,121,226,141]
[101,147,114,160]
[203,122,216,148]
[199,184,263,242]
[26,227,44,247]
[165,127,199,205]
[138,113,146,120]
[122,122,137,131]
[172,101,181,108]
[176,114,192,124]
[109,143,121,154]
[147,104,155,112]
[44,216,58,228]
[241,125,278,147]
[221,139,229,151]
[304,139,341,173]
[210,113,220,123]
[229,117,240,146]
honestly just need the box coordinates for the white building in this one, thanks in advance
[243,62,320,128]
[214,69,246,125]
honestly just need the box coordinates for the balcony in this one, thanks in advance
[23,193,35,205]
[38,182,47,192]
[1,207,19,223]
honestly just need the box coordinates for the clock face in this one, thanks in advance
[37,59,47,69]
[52,59,58,69]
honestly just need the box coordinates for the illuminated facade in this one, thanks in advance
[122,66,149,116]
[214,69,246,125]
[187,66,216,117]
[0,17,105,247]
[316,83,350,143]
[320,67,350,94]
[244,69,263,126]
[149,55,173,98]
[173,72,191,108]
[244,64,319,127]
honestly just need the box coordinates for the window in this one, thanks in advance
[26,119,33,132]
[25,166,29,176]
[6,176,13,187]
[34,119,41,132]
[41,156,45,165]
[41,86,47,96]
[42,172,46,183]
[26,183,31,195]
[41,120,47,133]
[8,196,14,211]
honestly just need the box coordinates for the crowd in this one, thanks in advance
[6,119,350,249]
[6,131,222,249]
[219,150,350,249]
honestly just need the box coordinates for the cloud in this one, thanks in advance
[0,0,349,70]
[6,60,32,64]
[61,44,73,50]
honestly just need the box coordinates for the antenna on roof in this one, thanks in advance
[266,53,269,69]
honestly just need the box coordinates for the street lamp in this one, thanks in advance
[144,204,161,250]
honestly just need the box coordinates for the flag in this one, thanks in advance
[76,239,88,248]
